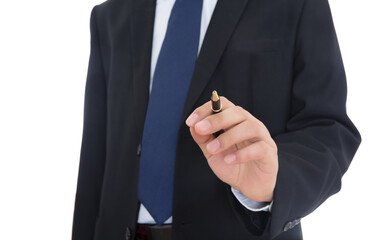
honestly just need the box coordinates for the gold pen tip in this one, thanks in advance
[211,90,219,101]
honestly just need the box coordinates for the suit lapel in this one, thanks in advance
[130,0,156,133]
[181,0,249,122]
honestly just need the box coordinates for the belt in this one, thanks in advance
[135,224,172,240]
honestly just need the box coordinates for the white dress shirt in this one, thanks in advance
[138,0,271,225]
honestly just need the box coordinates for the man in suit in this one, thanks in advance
[72,0,361,239]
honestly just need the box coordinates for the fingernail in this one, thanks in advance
[195,120,211,132]
[224,154,236,164]
[186,113,199,126]
[207,139,220,153]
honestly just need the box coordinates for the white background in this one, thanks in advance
[0,0,382,239]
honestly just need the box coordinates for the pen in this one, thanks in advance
[211,90,224,137]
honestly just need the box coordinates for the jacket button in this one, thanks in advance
[126,227,132,240]
[293,219,300,226]
[283,218,300,232]
[137,143,142,156]
[283,222,293,232]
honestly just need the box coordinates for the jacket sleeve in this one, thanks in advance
[230,0,361,238]
[72,6,107,240]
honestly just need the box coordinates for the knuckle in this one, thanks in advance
[258,141,269,155]
[257,119,268,132]
[242,147,254,161]
[247,123,258,136]
[241,121,257,139]
[234,105,244,115]
[234,106,248,121]
[269,144,278,158]
[251,118,261,128]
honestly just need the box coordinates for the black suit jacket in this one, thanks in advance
[72,0,361,239]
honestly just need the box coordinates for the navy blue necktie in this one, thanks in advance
[137,0,203,225]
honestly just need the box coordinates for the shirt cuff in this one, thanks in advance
[231,187,273,212]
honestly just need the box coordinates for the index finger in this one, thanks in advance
[185,96,235,127]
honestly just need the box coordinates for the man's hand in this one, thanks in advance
[186,97,278,202]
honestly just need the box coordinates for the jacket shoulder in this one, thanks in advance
[92,0,132,18]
